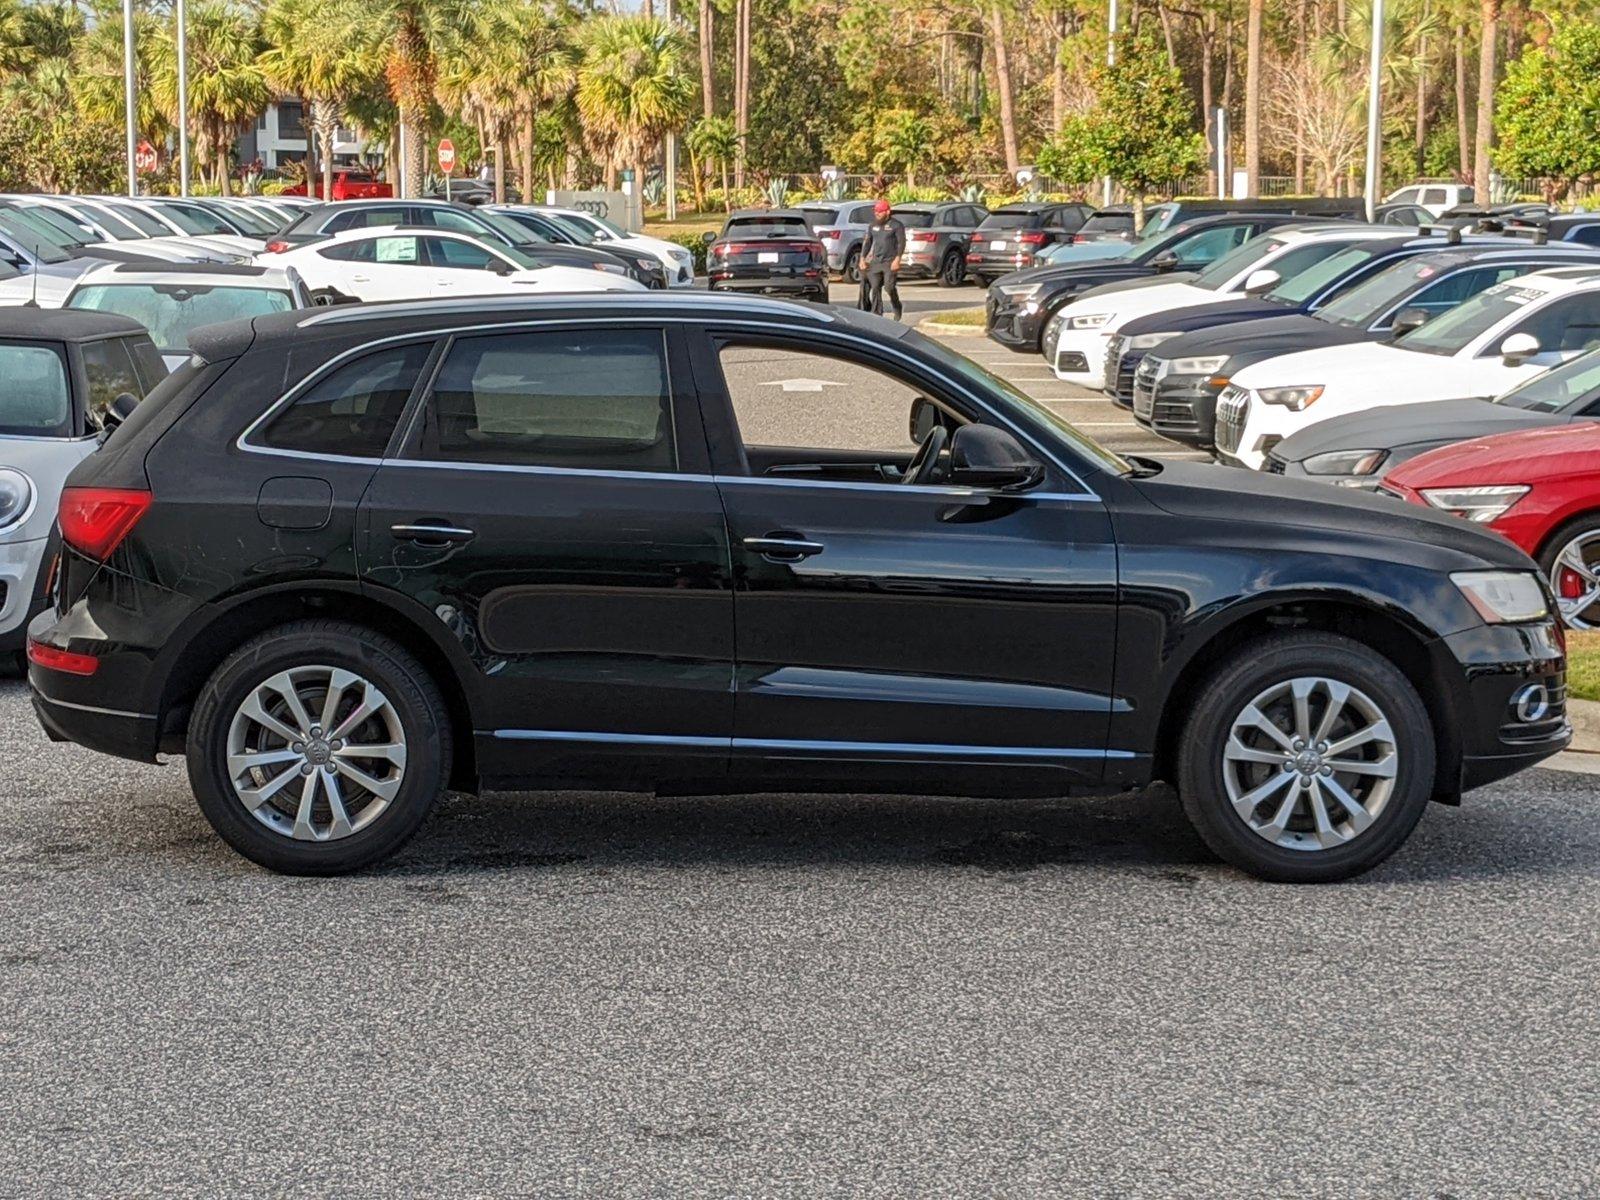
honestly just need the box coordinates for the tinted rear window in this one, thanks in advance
[1079,214,1134,234]
[894,212,935,228]
[259,341,432,458]
[726,217,812,236]
[977,212,1038,230]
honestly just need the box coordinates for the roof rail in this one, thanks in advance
[1418,219,1472,244]
[1498,217,1551,245]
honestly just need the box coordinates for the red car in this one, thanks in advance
[280,170,392,201]
[1382,422,1600,628]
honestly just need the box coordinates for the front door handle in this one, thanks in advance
[391,521,475,546]
[743,533,825,562]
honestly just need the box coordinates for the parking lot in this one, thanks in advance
[2,275,1597,1196]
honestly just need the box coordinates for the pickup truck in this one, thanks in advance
[280,170,392,201]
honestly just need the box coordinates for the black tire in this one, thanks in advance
[1176,631,1436,883]
[843,246,862,284]
[186,619,452,875]
[1534,510,1600,630]
[937,249,966,287]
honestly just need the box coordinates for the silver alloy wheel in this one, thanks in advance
[1221,676,1398,852]
[1550,531,1600,630]
[225,665,407,842]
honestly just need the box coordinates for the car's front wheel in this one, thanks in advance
[186,620,452,875]
[1536,512,1600,629]
[1177,632,1435,883]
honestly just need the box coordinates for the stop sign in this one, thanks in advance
[437,139,455,175]
[134,140,158,174]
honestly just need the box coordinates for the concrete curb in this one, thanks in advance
[1569,696,1600,754]
[918,320,986,337]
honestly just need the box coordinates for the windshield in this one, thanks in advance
[202,203,275,235]
[1267,246,1382,307]
[1395,280,1549,356]
[473,211,537,245]
[1137,204,1181,238]
[913,332,1131,477]
[0,213,73,262]
[574,212,628,239]
[1315,257,1449,328]
[1193,237,1284,289]
[14,205,94,245]
[978,211,1037,230]
[0,341,71,437]
[1079,213,1134,236]
[62,201,140,239]
[546,213,599,242]
[146,203,231,235]
[68,283,295,353]
[1495,346,1600,412]
[106,203,173,236]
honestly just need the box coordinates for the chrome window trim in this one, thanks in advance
[236,314,1103,499]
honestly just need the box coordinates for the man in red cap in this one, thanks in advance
[859,198,906,320]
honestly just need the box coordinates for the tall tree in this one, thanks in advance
[698,0,713,120]
[1473,0,1500,201]
[575,14,693,191]
[989,1,1019,175]
[259,0,376,201]
[1243,0,1264,193]
[150,2,269,194]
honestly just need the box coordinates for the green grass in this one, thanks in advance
[924,307,987,327]
[1569,631,1600,702]
[642,216,722,240]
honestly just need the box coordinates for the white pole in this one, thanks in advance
[1363,0,1385,221]
[176,0,190,196]
[1215,108,1228,199]
[1102,0,1117,207]
[397,123,407,199]
[123,0,137,196]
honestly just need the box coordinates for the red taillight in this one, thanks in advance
[1018,230,1049,246]
[908,230,936,242]
[265,239,290,253]
[815,228,839,239]
[27,639,99,676]
[58,487,152,560]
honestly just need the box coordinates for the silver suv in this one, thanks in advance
[799,201,881,282]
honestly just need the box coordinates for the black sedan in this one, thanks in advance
[1127,239,1600,449]
[705,210,828,301]
[893,201,989,286]
[986,212,1314,354]
[1267,346,1600,487]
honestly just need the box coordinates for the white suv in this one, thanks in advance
[1051,225,1414,389]
[1214,267,1600,469]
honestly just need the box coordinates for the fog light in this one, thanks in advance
[1510,683,1550,723]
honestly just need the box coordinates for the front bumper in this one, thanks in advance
[1053,329,1113,387]
[0,535,52,651]
[1441,619,1570,792]
[709,269,827,299]
[1133,371,1224,448]
[984,296,1048,351]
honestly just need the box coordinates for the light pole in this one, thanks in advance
[122,0,137,196]
[176,0,190,196]
[1363,0,1385,220]
[1101,0,1117,207]
[663,0,678,221]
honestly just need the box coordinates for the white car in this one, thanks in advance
[0,195,242,264]
[265,226,645,303]
[1051,225,1417,389]
[539,206,698,287]
[95,197,263,260]
[1383,183,1476,218]
[62,262,314,370]
[1214,267,1600,469]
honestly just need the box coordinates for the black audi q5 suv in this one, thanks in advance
[28,294,1569,880]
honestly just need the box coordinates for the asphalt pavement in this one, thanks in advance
[4,280,1599,1197]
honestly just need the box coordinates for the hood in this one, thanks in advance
[1132,458,1531,571]
[993,258,1165,293]
[1229,340,1491,395]
[1385,422,1600,490]
[1117,296,1293,338]
[1072,272,1201,302]
[1144,312,1364,368]
[1273,397,1562,462]
[1061,281,1217,327]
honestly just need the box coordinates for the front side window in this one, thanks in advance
[418,329,675,472]
[1193,235,1283,288]
[79,337,143,427]
[324,206,408,234]
[259,341,432,457]
[0,341,71,436]
[1170,223,1253,269]
[425,237,498,269]
[1568,225,1600,247]
[1500,293,1600,355]
[1397,282,1557,356]
[1496,347,1600,413]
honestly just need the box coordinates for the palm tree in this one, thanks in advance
[74,0,170,152]
[687,113,738,211]
[260,0,378,201]
[575,14,693,193]
[1473,0,1500,203]
[0,0,32,82]
[1243,0,1263,194]
[149,2,269,195]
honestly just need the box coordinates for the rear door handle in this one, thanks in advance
[743,534,825,562]
[391,521,475,545]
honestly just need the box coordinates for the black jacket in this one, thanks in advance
[862,218,906,267]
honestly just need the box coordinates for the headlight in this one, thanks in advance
[1301,448,1389,477]
[1127,332,1179,350]
[1170,355,1229,376]
[1256,385,1324,411]
[1419,484,1530,523]
[1068,312,1110,329]
[0,468,33,532]
[593,263,628,275]
[998,282,1040,298]
[671,248,692,262]
[1451,570,1548,623]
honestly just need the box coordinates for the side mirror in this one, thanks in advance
[908,396,942,443]
[1390,306,1430,337]
[1500,331,1540,365]
[702,231,717,246]
[1150,250,1180,273]
[948,425,1044,491]
[1242,268,1280,296]
[102,391,139,431]
[489,260,515,275]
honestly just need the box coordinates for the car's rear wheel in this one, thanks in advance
[1177,632,1435,883]
[1536,513,1600,629]
[186,620,451,875]
[843,246,861,284]
[938,250,965,287]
